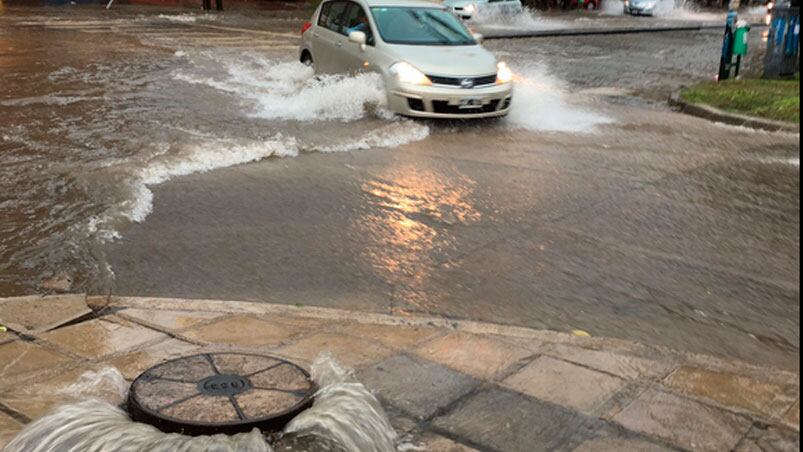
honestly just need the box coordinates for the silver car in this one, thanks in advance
[299,0,514,119]
[624,0,656,15]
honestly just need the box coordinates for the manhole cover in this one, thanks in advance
[128,353,316,435]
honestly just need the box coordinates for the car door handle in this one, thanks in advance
[313,32,320,38]
[336,42,343,47]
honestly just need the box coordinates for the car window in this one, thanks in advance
[371,7,476,46]
[317,2,332,26]
[318,1,349,33]
[342,3,375,44]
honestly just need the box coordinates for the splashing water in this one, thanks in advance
[601,0,626,16]
[4,355,398,452]
[601,0,724,19]
[505,63,612,132]
[284,355,397,452]
[471,7,567,31]
[172,56,388,122]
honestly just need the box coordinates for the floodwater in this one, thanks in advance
[1,4,800,370]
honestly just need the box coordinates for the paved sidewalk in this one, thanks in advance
[0,294,799,451]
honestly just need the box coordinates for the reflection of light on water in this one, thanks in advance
[358,166,480,313]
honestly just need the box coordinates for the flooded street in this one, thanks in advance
[1,3,799,371]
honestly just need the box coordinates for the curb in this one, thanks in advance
[669,91,801,133]
[483,22,766,40]
[96,296,801,383]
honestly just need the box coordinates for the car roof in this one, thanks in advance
[342,0,446,8]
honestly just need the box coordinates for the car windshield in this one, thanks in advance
[370,7,477,46]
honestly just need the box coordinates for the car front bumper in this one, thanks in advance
[388,82,513,119]
[625,5,654,14]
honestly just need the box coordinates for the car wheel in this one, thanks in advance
[300,51,313,67]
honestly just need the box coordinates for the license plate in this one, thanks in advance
[459,98,484,109]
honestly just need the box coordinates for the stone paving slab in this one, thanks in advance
[413,332,532,381]
[415,433,480,451]
[734,425,800,452]
[105,338,201,380]
[539,342,670,381]
[0,294,91,335]
[0,295,799,451]
[612,388,753,452]
[502,356,628,415]
[0,362,108,420]
[0,328,14,345]
[0,411,23,450]
[664,366,799,421]
[432,387,603,452]
[276,332,395,369]
[180,315,307,348]
[360,354,480,420]
[38,317,167,359]
[572,429,676,452]
[116,308,225,333]
[0,341,70,386]
[783,400,800,430]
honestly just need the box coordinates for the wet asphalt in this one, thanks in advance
[0,5,799,370]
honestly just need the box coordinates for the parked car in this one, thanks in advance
[299,0,514,118]
[624,0,656,15]
[442,0,524,20]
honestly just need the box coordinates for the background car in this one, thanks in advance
[442,0,524,20]
[624,0,656,15]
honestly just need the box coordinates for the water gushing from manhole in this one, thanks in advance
[4,354,398,452]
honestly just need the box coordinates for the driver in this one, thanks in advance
[347,13,371,36]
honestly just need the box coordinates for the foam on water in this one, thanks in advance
[124,136,299,223]
[312,121,431,153]
[173,56,388,122]
[505,63,612,132]
[284,354,397,452]
[156,13,218,23]
[4,356,397,452]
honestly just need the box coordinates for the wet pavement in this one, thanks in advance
[1,294,800,450]
[0,4,799,371]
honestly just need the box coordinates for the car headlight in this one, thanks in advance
[464,4,476,13]
[496,62,513,84]
[390,62,432,86]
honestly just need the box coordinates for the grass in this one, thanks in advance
[680,76,800,123]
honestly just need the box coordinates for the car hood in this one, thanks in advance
[387,44,498,77]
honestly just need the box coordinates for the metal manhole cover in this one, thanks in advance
[128,353,316,435]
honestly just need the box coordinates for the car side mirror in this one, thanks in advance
[473,33,484,43]
[349,31,367,51]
